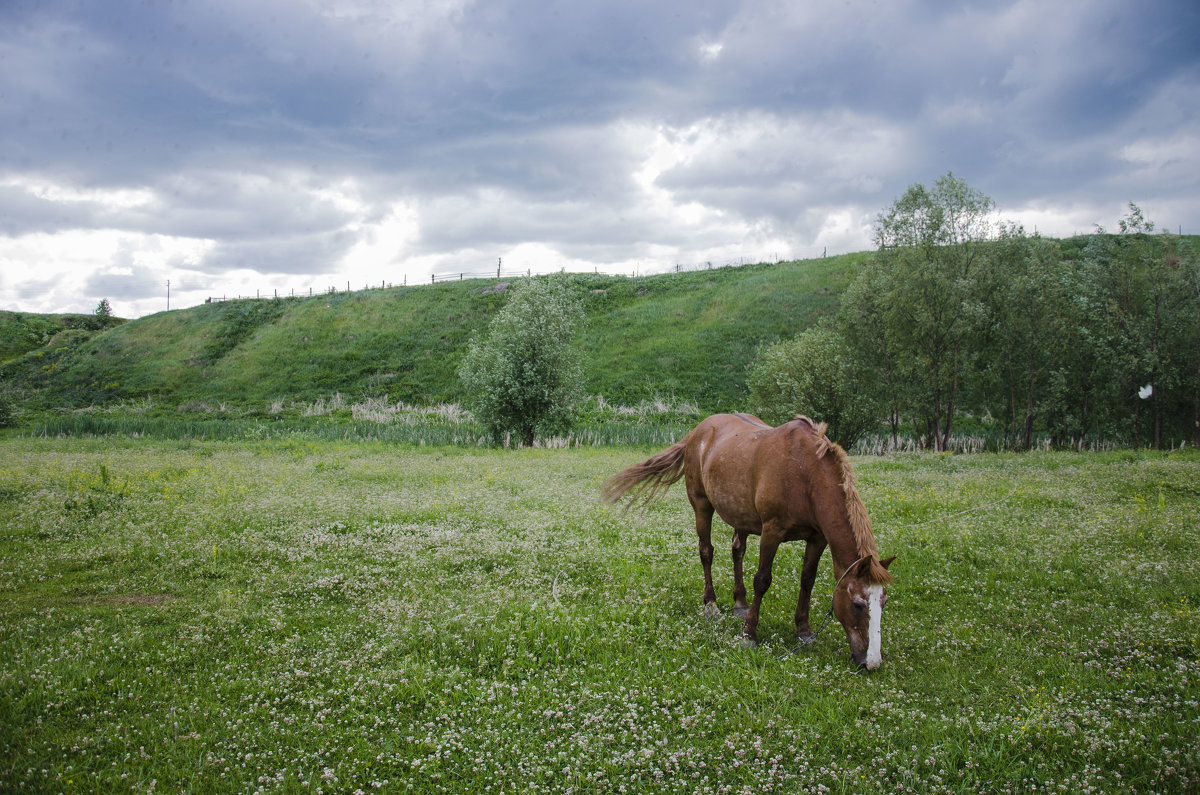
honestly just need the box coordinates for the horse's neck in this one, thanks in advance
[809,484,868,578]
[826,533,868,580]
[830,547,859,578]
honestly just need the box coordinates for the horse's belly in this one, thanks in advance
[711,500,762,533]
[696,426,768,531]
[703,474,763,531]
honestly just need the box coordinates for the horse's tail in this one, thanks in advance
[600,439,688,507]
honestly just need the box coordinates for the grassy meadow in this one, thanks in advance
[1,439,1198,793]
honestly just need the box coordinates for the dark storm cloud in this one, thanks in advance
[1,0,1197,316]
[83,264,165,302]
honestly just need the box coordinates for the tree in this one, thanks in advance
[458,274,585,446]
[839,260,907,449]
[746,326,880,448]
[863,172,995,450]
[94,298,112,318]
[1036,206,1199,448]
[974,224,1063,449]
[1103,205,1200,447]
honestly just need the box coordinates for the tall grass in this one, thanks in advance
[15,395,701,447]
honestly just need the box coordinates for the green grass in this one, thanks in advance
[1,440,1197,793]
[2,255,857,414]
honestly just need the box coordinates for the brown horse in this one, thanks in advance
[602,413,895,670]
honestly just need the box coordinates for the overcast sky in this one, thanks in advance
[2,0,1197,318]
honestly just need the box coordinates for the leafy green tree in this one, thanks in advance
[851,172,995,450]
[839,260,907,449]
[1035,242,1115,448]
[1163,235,1200,448]
[746,326,880,447]
[94,298,113,318]
[1108,207,1200,447]
[458,274,585,446]
[974,224,1064,448]
[1037,206,1200,448]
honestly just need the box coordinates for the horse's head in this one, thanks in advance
[832,555,896,671]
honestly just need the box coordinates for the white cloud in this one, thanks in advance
[0,229,216,317]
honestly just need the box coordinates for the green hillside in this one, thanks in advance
[1,254,861,414]
[0,310,126,364]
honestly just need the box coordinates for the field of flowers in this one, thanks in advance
[1,438,1197,793]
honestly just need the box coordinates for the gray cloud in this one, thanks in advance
[1,0,1198,317]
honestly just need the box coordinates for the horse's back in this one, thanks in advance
[685,414,832,534]
[689,414,773,476]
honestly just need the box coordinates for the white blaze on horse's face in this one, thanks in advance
[865,584,884,670]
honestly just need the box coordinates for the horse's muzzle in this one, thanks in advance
[852,654,879,673]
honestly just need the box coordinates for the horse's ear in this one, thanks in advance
[854,557,873,580]
[880,555,896,570]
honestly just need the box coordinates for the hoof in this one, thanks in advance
[797,632,817,647]
[732,605,749,619]
[702,602,721,620]
[740,634,757,649]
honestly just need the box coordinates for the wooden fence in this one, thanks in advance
[204,252,805,304]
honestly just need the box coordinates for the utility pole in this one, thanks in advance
[166,279,170,311]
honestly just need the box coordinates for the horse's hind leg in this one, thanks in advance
[692,496,718,616]
[731,530,750,617]
[794,538,827,645]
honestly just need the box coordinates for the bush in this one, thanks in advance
[457,275,585,446]
[746,327,880,447]
[0,393,15,428]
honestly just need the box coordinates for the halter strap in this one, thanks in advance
[833,555,868,591]
[811,555,867,640]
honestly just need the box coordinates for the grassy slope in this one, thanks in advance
[3,254,859,412]
[579,257,852,407]
[0,439,1196,792]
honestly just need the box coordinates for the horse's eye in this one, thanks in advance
[852,600,866,612]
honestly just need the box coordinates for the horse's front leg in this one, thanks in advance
[731,529,750,617]
[741,524,783,646]
[794,538,827,645]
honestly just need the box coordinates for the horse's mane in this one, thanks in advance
[796,415,893,585]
